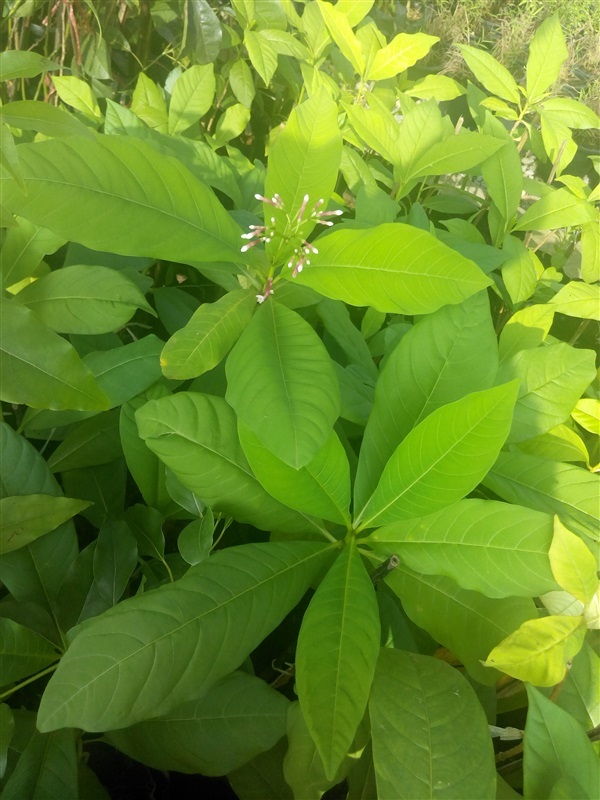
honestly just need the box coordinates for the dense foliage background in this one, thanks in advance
[0,1,599,799]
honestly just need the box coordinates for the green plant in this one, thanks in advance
[0,3,599,798]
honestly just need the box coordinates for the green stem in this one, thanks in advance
[0,663,59,701]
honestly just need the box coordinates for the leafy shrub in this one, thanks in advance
[0,3,599,799]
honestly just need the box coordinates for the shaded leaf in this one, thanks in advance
[0,495,90,555]
[0,618,58,684]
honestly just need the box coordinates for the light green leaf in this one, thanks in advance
[394,99,445,188]
[572,399,600,435]
[581,220,600,283]
[1,123,25,192]
[549,517,598,604]
[259,29,311,60]
[457,45,521,105]
[526,14,568,103]
[0,299,110,411]
[367,499,557,598]
[13,265,153,334]
[1,216,65,291]
[186,0,222,64]
[387,565,537,684]
[0,618,58,684]
[406,74,466,101]
[0,494,90,555]
[484,451,599,542]
[344,101,402,167]
[499,342,596,443]
[540,115,577,176]
[485,615,586,686]
[1,728,78,800]
[369,649,496,799]
[0,51,60,81]
[498,304,555,362]
[355,292,498,508]
[131,72,168,132]
[1,135,244,265]
[178,510,213,566]
[410,131,503,180]
[500,235,539,304]
[518,424,590,466]
[245,30,278,86]
[229,58,255,108]
[356,382,518,530]
[52,75,102,122]
[239,424,351,526]
[226,301,340,469]
[481,113,523,236]
[137,391,326,534]
[160,290,255,379]
[538,97,600,129]
[366,32,438,81]
[525,686,599,800]
[106,671,288,776]
[264,89,342,251]
[335,0,374,27]
[295,224,491,315]
[296,541,380,779]
[168,64,215,135]
[317,0,364,74]
[213,103,251,145]
[513,187,596,231]
[550,281,600,321]
[38,541,330,732]
[317,299,377,380]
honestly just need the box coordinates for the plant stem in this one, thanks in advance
[0,662,59,701]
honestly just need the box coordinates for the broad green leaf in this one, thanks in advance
[244,30,278,86]
[498,304,555,362]
[13,265,153,334]
[1,123,25,192]
[538,97,600,129]
[178,510,214,566]
[500,235,539,304]
[1,216,65,292]
[572,399,600,435]
[457,44,521,105]
[0,618,59,684]
[394,100,445,189]
[316,299,377,380]
[550,281,600,321]
[0,704,14,778]
[513,188,596,231]
[481,113,523,237]
[228,739,293,800]
[1,728,78,800]
[524,686,600,800]
[48,410,122,473]
[239,424,351,526]
[549,517,598,604]
[226,301,340,469]
[344,101,402,167]
[84,335,163,409]
[581,220,600,283]
[367,31,437,81]
[484,615,586,686]
[213,103,251,145]
[387,565,537,684]
[540,115,577,176]
[186,0,222,64]
[518,424,590,466]
[405,74,466,101]
[0,495,90,555]
[106,671,288,776]
[137,392,326,534]
[1,135,244,265]
[526,14,568,103]
[52,75,102,122]
[410,131,503,180]
[554,643,600,728]
[92,518,138,608]
[499,342,596,443]
[296,541,380,779]
[0,51,60,81]
[355,292,498,507]
[168,64,215,135]
[295,224,491,314]
[131,72,168,132]
[264,89,342,251]
[367,499,557,598]
[369,649,495,799]
[259,29,311,60]
[229,58,255,108]
[37,541,330,732]
[160,290,255,379]
[483,452,599,541]
[356,382,518,530]
[318,0,364,74]
[0,299,109,411]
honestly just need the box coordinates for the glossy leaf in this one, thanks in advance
[52,75,102,122]
[186,0,222,64]
[367,32,438,81]
[484,615,586,686]
[0,299,110,411]
[387,565,537,684]
[498,304,555,362]
[499,342,596,443]
[0,495,90,554]
[484,451,600,541]
[526,14,568,102]
[369,649,495,799]
[481,114,523,235]
[318,0,364,74]
[366,499,557,598]
[38,541,330,732]
[229,58,255,108]
[410,131,503,180]
[296,541,380,779]
[518,424,590,467]
[137,392,326,534]
[572,399,600,435]
[355,291,498,508]
[13,265,153,334]
[0,50,60,81]
[106,671,288,776]
[0,618,59,684]
[356,382,518,530]
[168,64,215,135]
[226,301,340,469]
[131,72,168,132]
[239,423,351,526]
[458,45,520,105]
[161,290,255,379]
[213,103,251,145]
[344,101,402,167]
[0,215,65,290]
[178,511,214,566]
[245,30,278,86]
[549,281,600,321]
[1,728,78,800]
[549,517,598,604]
[295,224,491,315]
[1,135,244,265]
[513,188,596,231]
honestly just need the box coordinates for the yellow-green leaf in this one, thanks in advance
[549,517,598,605]
[366,32,438,82]
[0,494,91,554]
[572,399,600,435]
[52,75,101,122]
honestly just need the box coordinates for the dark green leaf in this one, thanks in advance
[0,495,90,554]
[0,619,58,684]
